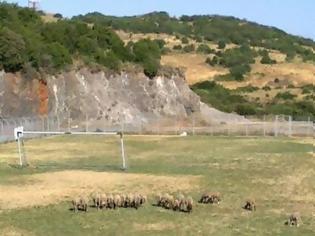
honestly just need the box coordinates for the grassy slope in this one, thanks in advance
[0,135,314,235]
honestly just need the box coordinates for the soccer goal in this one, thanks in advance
[13,127,127,170]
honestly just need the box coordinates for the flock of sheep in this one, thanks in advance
[72,191,301,227]
[72,193,147,212]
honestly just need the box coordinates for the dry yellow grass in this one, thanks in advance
[220,62,315,89]
[41,14,58,23]
[0,170,201,210]
[161,53,228,84]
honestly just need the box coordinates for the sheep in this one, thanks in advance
[173,199,181,211]
[156,193,163,207]
[100,193,108,209]
[126,193,135,208]
[72,196,88,212]
[107,194,114,209]
[164,195,174,209]
[139,194,147,205]
[286,212,301,227]
[92,192,102,210]
[120,194,127,208]
[243,199,256,211]
[186,197,193,213]
[199,193,210,204]
[113,194,121,209]
[133,194,141,210]
[199,192,221,204]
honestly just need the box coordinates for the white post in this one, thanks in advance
[17,137,23,167]
[119,132,126,170]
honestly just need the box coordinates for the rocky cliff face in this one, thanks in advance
[0,68,244,128]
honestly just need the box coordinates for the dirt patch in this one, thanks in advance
[0,227,34,236]
[0,171,201,210]
[133,222,175,231]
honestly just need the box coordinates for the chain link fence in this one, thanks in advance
[0,114,314,143]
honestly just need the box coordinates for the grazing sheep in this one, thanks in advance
[120,194,126,208]
[107,194,114,209]
[199,193,210,203]
[133,194,141,209]
[165,195,174,209]
[199,192,221,204]
[186,197,193,213]
[92,193,102,210]
[173,199,181,211]
[100,193,108,209]
[113,194,121,209]
[72,196,88,212]
[139,194,147,205]
[286,212,301,227]
[243,199,256,211]
[127,193,135,208]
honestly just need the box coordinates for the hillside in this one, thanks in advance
[0,4,314,119]
[77,11,315,118]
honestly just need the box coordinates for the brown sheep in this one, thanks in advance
[100,193,107,209]
[199,192,221,204]
[92,192,101,210]
[72,196,88,212]
[127,193,135,208]
[107,194,114,209]
[186,197,193,213]
[133,194,141,209]
[113,194,121,209]
[286,212,301,227]
[173,199,181,211]
[156,193,163,206]
[243,199,256,211]
[139,194,147,205]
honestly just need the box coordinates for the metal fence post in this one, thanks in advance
[274,115,278,137]
[288,115,292,137]
[192,115,195,136]
[263,115,266,137]
[85,113,89,132]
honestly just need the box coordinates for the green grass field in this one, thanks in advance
[0,135,314,235]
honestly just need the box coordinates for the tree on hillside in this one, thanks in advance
[0,28,26,72]
[218,40,226,49]
[132,39,161,78]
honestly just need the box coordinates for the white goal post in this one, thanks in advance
[13,127,127,170]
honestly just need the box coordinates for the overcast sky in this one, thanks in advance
[5,0,315,40]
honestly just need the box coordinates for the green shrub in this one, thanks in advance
[262,86,271,91]
[275,91,297,100]
[181,37,189,44]
[235,85,259,93]
[197,44,213,54]
[0,27,26,72]
[260,50,276,64]
[53,13,63,19]
[205,56,219,66]
[218,40,226,49]
[229,64,251,81]
[173,44,182,50]
[183,44,195,53]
